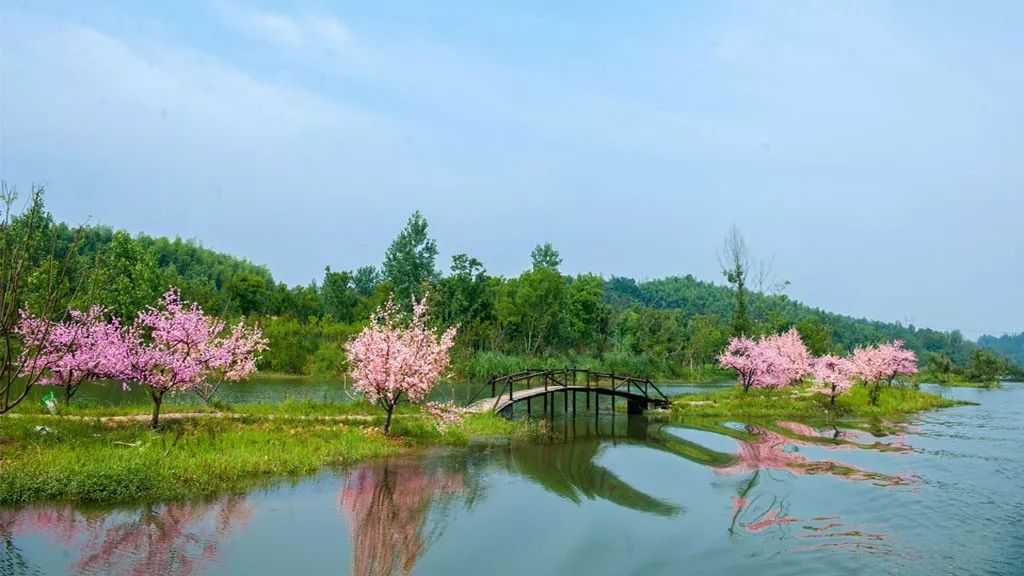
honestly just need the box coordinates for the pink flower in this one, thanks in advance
[345,296,457,433]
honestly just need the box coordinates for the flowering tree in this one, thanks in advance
[718,329,811,392]
[124,289,267,428]
[345,297,457,434]
[15,306,127,406]
[811,354,854,406]
[762,329,813,385]
[851,340,918,405]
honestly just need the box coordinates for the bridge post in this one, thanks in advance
[543,392,548,415]
[572,390,576,414]
[563,389,568,413]
[527,396,531,417]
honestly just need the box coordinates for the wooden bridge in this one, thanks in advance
[465,368,671,417]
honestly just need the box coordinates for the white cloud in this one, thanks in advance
[214,1,349,54]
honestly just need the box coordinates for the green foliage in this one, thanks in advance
[795,316,836,355]
[530,242,562,271]
[84,231,162,321]
[977,333,1024,367]
[967,349,1005,385]
[321,267,359,323]
[382,210,438,305]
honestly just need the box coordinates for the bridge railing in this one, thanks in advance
[466,368,670,409]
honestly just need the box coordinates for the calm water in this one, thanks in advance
[35,377,727,408]
[3,384,1021,575]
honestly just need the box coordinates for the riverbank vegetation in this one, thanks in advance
[672,384,965,420]
[0,408,534,505]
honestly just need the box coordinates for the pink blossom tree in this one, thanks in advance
[851,340,918,405]
[718,329,811,392]
[123,289,267,428]
[345,297,457,434]
[811,354,854,406]
[15,306,130,405]
[762,329,813,385]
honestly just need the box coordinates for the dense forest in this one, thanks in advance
[977,334,1024,366]
[10,192,1018,381]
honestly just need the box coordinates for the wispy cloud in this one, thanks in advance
[213,1,349,54]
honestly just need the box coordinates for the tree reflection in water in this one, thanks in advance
[337,455,470,576]
[0,496,253,575]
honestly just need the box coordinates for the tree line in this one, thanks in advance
[4,185,1016,382]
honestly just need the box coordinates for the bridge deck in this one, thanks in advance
[466,385,668,414]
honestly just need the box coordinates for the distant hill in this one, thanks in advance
[977,333,1024,366]
[606,275,980,365]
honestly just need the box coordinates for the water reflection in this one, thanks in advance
[0,496,253,576]
[712,422,914,487]
[0,416,935,576]
[337,455,473,576]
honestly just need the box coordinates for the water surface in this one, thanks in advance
[3,384,1021,575]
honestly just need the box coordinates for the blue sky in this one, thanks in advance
[2,1,1022,335]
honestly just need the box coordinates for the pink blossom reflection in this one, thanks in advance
[338,456,467,576]
[0,496,253,575]
[714,423,914,486]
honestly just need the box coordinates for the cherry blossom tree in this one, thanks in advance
[15,306,128,405]
[811,354,854,406]
[762,329,813,385]
[123,289,267,428]
[345,297,457,434]
[718,329,811,392]
[851,340,918,405]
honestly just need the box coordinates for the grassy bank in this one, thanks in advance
[0,405,535,505]
[671,383,969,420]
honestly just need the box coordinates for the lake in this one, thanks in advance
[2,384,1021,575]
[34,377,729,407]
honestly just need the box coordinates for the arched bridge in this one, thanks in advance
[465,368,671,417]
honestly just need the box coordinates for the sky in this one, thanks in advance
[1,1,1022,336]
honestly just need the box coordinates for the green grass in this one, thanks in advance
[671,383,969,420]
[0,405,536,506]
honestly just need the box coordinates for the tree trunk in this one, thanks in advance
[869,382,881,406]
[383,406,394,435]
[64,386,72,406]
[151,391,163,429]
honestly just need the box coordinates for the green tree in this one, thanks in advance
[530,242,562,271]
[352,265,380,297]
[226,272,269,316]
[967,349,1003,385]
[88,231,162,321]
[383,211,438,306]
[564,273,607,354]
[719,226,750,337]
[321,267,358,323]
[795,316,835,355]
[685,314,727,367]
[435,254,493,349]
